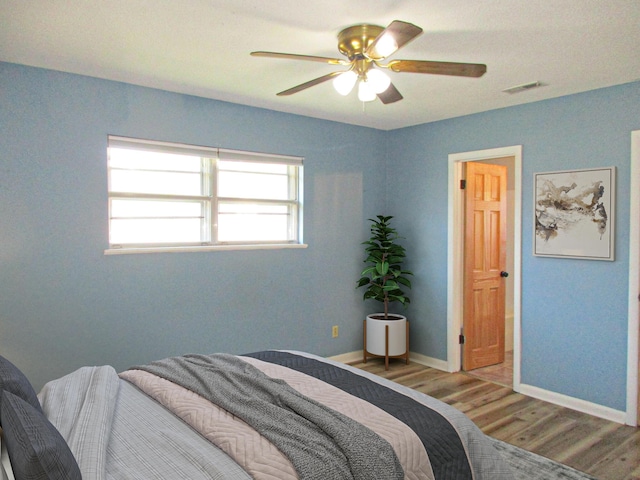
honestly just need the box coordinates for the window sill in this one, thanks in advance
[104,243,308,255]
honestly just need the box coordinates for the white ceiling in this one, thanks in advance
[2,0,639,130]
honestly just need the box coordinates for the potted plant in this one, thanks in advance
[356,215,412,368]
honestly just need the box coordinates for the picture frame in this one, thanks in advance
[534,166,615,261]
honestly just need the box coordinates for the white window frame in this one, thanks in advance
[105,136,305,255]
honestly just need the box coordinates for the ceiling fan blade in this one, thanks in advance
[276,71,343,96]
[365,20,423,60]
[387,59,487,77]
[377,82,403,104]
[251,51,348,65]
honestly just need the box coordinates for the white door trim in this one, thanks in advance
[626,130,640,425]
[447,145,523,391]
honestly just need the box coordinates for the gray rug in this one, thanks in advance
[491,438,600,479]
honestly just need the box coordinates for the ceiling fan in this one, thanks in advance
[251,20,487,104]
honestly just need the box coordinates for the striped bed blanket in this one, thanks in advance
[39,350,513,479]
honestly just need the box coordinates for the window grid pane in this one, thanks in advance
[111,199,205,219]
[218,160,287,174]
[218,213,291,242]
[109,148,202,172]
[218,171,290,200]
[217,201,294,243]
[110,218,204,244]
[110,170,205,196]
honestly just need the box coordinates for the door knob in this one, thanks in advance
[500,271,509,278]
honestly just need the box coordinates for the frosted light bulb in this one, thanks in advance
[366,69,391,94]
[333,71,357,96]
[357,79,376,102]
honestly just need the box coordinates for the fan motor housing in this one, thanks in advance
[337,24,384,60]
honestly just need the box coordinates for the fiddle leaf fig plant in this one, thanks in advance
[356,215,413,319]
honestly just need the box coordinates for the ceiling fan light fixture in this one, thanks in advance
[253,20,485,105]
[357,79,377,102]
[333,71,358,95]
[366,69,391,94]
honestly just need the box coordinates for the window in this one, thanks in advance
[106,136,303,253]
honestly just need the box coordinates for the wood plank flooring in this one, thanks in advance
[466,350,514,387]
[349,358,640,480]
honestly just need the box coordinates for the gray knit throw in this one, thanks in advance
[132,354,403,480]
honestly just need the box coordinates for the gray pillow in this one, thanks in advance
[0,391,81,480]
[0,356,41,413]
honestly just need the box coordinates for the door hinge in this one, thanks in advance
[460,179,466,189]
[459,334,465,344]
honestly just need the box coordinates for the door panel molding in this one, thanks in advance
[447,146,522,391]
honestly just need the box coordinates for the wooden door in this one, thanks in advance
[463,162,508,371]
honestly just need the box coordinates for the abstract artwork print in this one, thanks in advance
[534,167,615,260]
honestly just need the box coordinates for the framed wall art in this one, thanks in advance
[534,166,615,260]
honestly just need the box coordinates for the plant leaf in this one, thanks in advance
[376,261,389,275]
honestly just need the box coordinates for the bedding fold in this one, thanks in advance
[119,369,299,480]
[38,366,120,480]
[245,350,510,480]
[128,353,404,480]
[240,356,435,480]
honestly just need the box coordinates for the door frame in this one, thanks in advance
[627,130,640,426]
[447,145,522,391]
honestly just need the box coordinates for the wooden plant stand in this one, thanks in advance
[363,319,410,370]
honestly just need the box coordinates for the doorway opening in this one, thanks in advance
[447,146,522,391]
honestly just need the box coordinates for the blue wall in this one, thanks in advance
[1,61,639,413]
[0,62,386,389]
[386,82,639,411]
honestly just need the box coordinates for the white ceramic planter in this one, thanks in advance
[365,314,407,356]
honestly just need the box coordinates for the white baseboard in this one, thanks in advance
[518,383,626,424]
[328,350,449,371]
[408,352,449,371]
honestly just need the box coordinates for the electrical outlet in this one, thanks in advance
[332,325,339,338]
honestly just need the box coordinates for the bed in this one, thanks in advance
[0,350,514,479]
